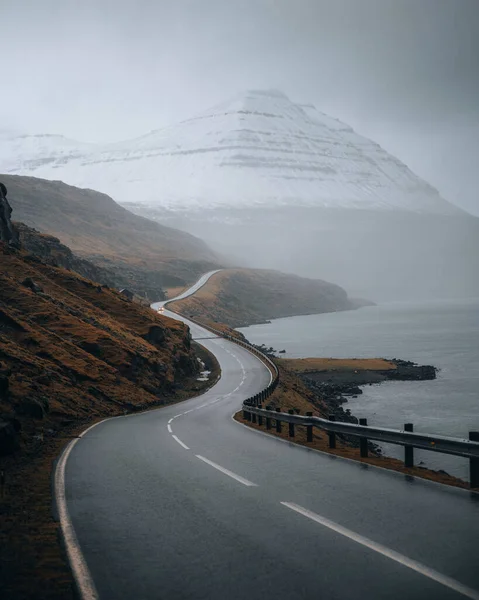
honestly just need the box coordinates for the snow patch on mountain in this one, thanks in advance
[0,90,463,216]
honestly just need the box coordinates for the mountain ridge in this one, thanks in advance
[1,90,463,216]
[1,174,222,298]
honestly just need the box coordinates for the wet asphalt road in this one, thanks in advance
[64,311,479,600]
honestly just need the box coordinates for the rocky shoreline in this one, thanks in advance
[252,343,437,453]
[300,359,437,419]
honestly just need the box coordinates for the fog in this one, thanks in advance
[2,0,478,216]
[2,0,479,301]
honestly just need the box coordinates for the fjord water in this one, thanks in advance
[238,298,479,481]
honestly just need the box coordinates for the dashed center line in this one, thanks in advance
[196,455,258,487]
[165,340,264,456]
[281,502,479,600]
[172,435,190,450]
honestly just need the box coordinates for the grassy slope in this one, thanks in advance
[282,357,397,372]
[0,241,220,599]
[169,268,354,327]
[0,247,200,426]
[2,174,221,288]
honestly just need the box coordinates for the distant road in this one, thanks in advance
[150,269,222,311]
[62,274,479,600]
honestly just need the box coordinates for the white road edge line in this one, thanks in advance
[172,435,190,450]
[195,455,258,487]
[167,424,172,433]
[53,271,223,600]
[55,438,99,600]
[281,502,479,600]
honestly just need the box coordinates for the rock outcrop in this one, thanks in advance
[0,182,19,246]
[15,221,123,291]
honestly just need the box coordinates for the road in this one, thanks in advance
[61,274,479,600]
[150,269,222,311]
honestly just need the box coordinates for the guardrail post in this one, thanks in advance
[306,412,313,442]
[258,405,263,427]
[266,407,272,430]
[251,410,257,424]
[470,432,479,488]
[275,408,282,433]
[328,415,336,448]
[288,409,295,437]
[359,418,368,458]
[404,423,414,468]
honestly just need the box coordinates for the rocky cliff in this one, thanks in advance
[0,183,19,246]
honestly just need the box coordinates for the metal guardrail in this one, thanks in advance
[242,404,479,489]
[163,304,479,490]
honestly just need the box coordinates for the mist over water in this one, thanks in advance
[157,207,479,302]
[238,297,479,480]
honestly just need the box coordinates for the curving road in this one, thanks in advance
[61,274,479,600]
[150,269,222,311]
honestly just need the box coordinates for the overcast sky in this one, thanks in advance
[1,0,478,214]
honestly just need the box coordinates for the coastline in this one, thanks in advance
[252,351,438,454]
[293,358,437,428]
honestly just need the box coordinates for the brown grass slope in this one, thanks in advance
[0,240,219,599]
[2,174,222,294]
[170,268,355,328]
[0,243,202,446]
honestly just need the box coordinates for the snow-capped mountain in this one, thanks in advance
[0,90,463,216]
[2,91,477,301]
[0,129,94,171]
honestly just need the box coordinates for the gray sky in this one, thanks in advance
[2,0,478,214]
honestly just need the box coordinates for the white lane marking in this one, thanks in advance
[168,418,174,424]
[196,455,258,487]
[167,424,172,433]
[55,439,99,600]
[172,435,190,450]
[281,502,479,600]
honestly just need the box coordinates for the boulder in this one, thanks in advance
[0,182,19,246]
[21,277,44,293]
[15,397,49,419]
[0,375,9,398]
[0,419,19,455]
[145,325,166,345]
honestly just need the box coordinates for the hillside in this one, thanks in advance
[169,268,358,328]
[0,241,213,456]
[1,174,222,299]
[0,182,223,599]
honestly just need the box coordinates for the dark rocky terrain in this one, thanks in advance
[297,359,437,425]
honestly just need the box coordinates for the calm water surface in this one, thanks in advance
[238,298,479,480]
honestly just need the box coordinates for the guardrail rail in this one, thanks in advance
[163,305,479,490]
